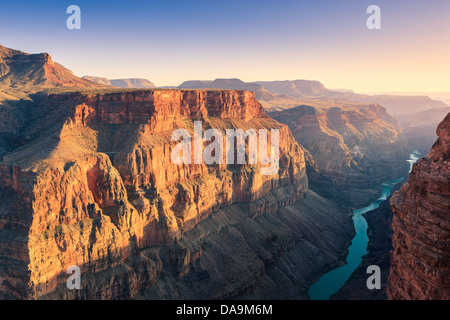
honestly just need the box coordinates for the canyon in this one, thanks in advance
[0,45,100,90]
[0,44,447,300]
[0,46,357,300]
[181,78,449,158]
[82,76,156,89]
[169,78,431,210]
[269,103,408,207]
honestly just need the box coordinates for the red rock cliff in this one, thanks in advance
[387,112,450,300]
[270,103,408,206]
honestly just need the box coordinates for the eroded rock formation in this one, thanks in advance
[387,112,450,300]
[270,104,408,206]
[0,45,101,88]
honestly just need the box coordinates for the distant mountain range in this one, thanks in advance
[0,43,448,301]
[82,76,156,88]
[367,92,450,106]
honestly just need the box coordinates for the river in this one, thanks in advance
[307,151,421,300]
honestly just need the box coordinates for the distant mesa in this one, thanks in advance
[81,75,110,86]
[253,80,330,98]
[82,76,156,88]
[269,103,408,207]
[1,43,448,301]
[178,78,271,99]
[177,78,333,101]
[0,87,308,299]
[176,78,369,104]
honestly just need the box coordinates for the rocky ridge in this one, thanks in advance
[82,76,156,88]
[0,45,100,89]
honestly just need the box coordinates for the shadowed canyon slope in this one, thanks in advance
[0,45,100,90]
[269,104,408,206]
[136,190,353,300]
[387,112,450,300]
[178,78,278,102]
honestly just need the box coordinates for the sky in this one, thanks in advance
[1,0,449,92]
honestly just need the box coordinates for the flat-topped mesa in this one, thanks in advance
[7,52,54,65]
[42,89,268,130]
[0,44,101,87]
[387,112,450,300]
[427,112,450,161]
[0,49,54,71]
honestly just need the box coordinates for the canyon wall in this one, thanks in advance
[82,76,156,88]
[270,104,408,207]
[387,112,450,300]
[0,89,311,299]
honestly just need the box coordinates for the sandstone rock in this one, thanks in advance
[387,112,450,300]
[0,45,102,89]
[82,76,156,89]
[178,78,278,101]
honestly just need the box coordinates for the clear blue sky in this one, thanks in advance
[1,0,449,92]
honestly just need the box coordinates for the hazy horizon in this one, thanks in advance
[2,0,450,92]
